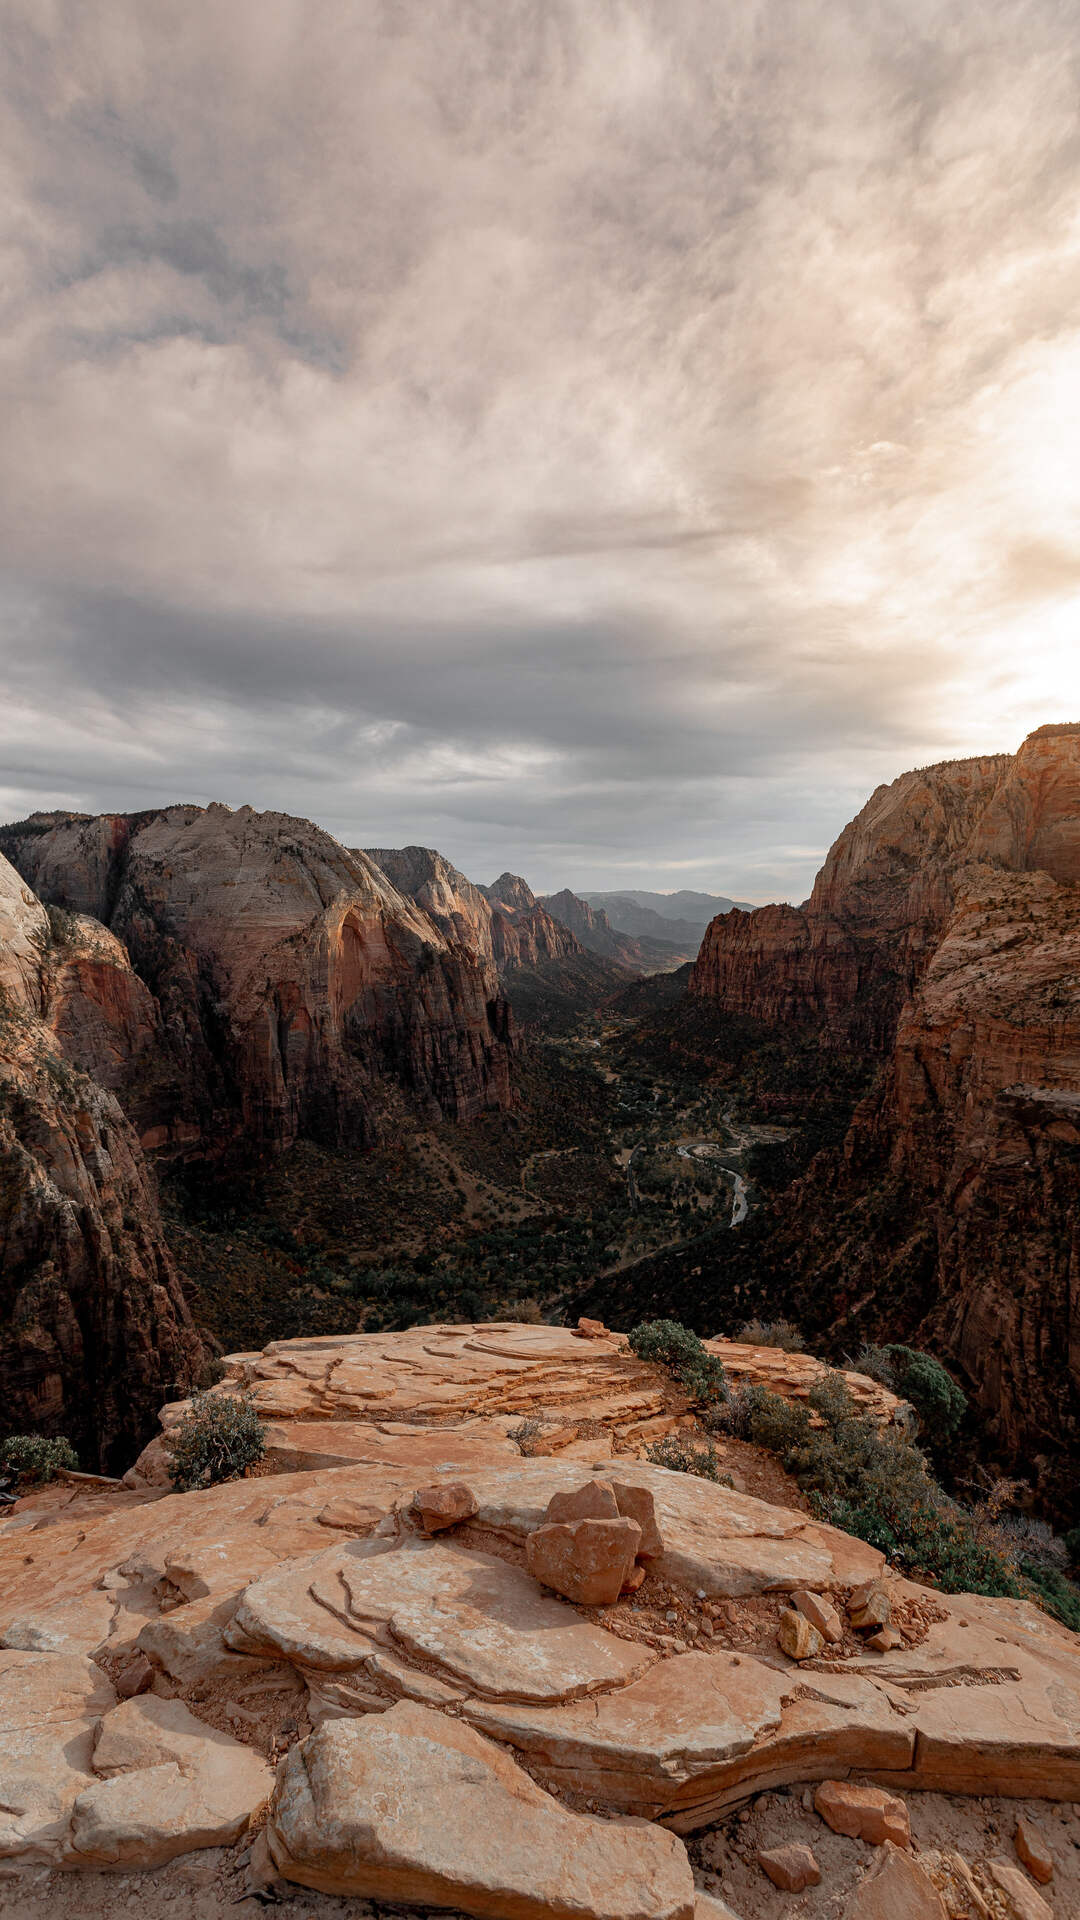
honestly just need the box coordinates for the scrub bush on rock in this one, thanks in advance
[628,1318,729,1405]
[0,1433,78,1484]
[167,1392,265,1492]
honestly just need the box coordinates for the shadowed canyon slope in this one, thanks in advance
[688,724,1080,1491]
[0,855,206,1468]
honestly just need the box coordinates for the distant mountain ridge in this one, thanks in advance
[579,887,753,954]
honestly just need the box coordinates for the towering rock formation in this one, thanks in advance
[0,856,205,1468]
[3,807,514,1157]
[689,724,1080,1494]
[368,850,630,1020]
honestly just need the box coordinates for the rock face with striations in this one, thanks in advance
[4,1322,1080,1914]
[0,855,205,1469]
[3,806,514,1155]
[689,724,1080,1492]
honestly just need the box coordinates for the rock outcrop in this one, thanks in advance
[3,1322,1080,1914]
[0,855,206,1470]
[367,847,632,1022]
[3,805,514,1154]
[688,725,1080,1491]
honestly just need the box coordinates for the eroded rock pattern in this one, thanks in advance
[2,1322,1079,1917]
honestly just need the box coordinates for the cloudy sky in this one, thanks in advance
[3,0,1080,901]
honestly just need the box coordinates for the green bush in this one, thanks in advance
[628,1319,729,1405]
[856,1344,967,1451]
[717,1382,812,1452]
[736,1318,805,1352]
[1021,1561,1080,1633]
[167,1392,265,1492]
[0,1433,79,1484]
[645,1435,733,1484]
[735,1367,1047,1607]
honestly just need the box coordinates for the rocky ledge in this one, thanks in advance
[1,1323,1076,1920]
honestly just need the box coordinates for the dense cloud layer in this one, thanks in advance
[3,1,1080,899]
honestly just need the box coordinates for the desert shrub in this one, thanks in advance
[0,1433,78,1484]
[167,1392,265,1492]
[1020,1561,1080,1632]
[628,1319,729,1405]
[736,1318,805,1352]
[503,1298,544,1323]
[645,1435,733,1484]
[511,1416,544,1454]
[713,1382,812,1452]
[855,1344,967,1452]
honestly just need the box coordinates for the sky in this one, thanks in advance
[4,2,1080,903]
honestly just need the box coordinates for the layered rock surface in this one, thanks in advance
[2,1322,1078,1909]
[124,1322,906,1487]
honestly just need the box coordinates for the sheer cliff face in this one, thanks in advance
[4,807,514,1155]
[690,754,1012,1044]
[690,725,1080,1488]
[0,857,205,1468]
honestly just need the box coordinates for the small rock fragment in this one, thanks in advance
[1014,1816,1054,1885]
[114,1653,155,1699]
[412,1484,478,1533]
[544,1478,620,1525]
[842,1841,946,1918]
[526,1516,642,1605]
[815,1779,910,1848]
[778,1608,823,1661]
[987,1858,1054,1920]
[865,1626,901,1652]
[792,1588,843,1643]
[757,1842,821,1891]
[849,1583,891,1632]
[574,1317,610,1339]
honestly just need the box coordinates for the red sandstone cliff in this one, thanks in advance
[0,856,205,1468]
[689,724,1080,1489]
[3,806,514,1156]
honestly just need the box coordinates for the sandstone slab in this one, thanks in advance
[266,1700,696,1919]
[69,1687,272,1868]
[986,1858,1054,1920]
[0,1652,116,1867]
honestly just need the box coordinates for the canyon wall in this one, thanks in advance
[689,725,1080,1491]
[0,856,205,1467]
[3,806,514,1157]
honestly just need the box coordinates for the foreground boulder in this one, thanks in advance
[266,1700,696,1919]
